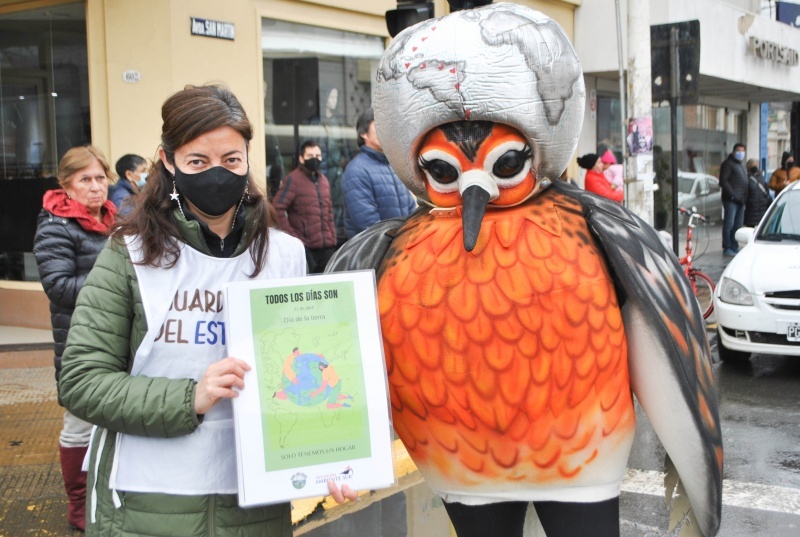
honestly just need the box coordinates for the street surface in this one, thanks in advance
[2,223,799,536]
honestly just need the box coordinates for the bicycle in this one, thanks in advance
[677,207,715,319]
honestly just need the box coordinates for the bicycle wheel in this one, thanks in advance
[688,269,715,319]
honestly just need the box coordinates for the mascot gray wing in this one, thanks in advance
[552,182,722,536]
[324,217,409,273]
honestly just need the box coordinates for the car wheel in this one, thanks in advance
[716,329,750,364]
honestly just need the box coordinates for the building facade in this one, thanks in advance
[0,0,579,320]
[574,0,800,227]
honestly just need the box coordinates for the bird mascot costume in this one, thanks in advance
[327,2,722,536]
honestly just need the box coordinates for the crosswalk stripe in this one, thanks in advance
[622,468,800,515]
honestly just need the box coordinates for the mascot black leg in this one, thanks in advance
[443,498,620,537]
[443,501,528,537]
[534,497,620,537]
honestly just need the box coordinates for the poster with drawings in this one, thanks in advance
[225,271,395,506]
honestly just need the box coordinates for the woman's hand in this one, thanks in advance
[327,480,358,504]
[194,357,251,415]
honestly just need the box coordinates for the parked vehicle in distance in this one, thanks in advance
[677,171,723,225]
[714,180,800,363]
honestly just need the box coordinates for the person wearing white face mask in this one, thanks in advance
[719,142,749,257]
[109,154,149,216]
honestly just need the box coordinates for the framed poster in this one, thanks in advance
[225,270,395,506]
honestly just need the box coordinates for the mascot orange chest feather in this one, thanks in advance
[328,4,722,537]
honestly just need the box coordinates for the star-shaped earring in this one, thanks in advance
[170,182,180,202]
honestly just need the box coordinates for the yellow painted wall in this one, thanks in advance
[85,0,266,178]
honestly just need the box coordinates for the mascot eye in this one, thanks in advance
[420,157,459,184]
[493,149,530,178]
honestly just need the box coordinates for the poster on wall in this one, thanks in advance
[627,116,654,156]
[225,271,395,506]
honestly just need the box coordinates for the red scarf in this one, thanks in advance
[43,189,116,234]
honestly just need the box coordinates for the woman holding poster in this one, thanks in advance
[58,84,356,536]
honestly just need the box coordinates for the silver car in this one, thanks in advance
[677,171,723,225]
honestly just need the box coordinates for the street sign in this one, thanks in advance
[650,20,700,105]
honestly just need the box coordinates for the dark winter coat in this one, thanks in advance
[718,153,748,205]
[108,179,136,215]
[273,166,337,249]
[341,146,418,238]
[32,190,114,402]
[744,171,772,227]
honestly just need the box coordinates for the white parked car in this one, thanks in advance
[714,180,800,363]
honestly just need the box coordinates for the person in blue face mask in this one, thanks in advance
[719,142,749,257]
[110,153,148,216]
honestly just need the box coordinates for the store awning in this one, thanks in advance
[591,71,800,104]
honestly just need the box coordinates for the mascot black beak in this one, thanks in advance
[461,184,491,252]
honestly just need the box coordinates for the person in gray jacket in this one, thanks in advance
[718,143,748,256]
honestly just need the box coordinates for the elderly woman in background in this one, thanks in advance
[108,153,148,216]
[32,145,117,531]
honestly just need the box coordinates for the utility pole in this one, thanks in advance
[625,0,654,224]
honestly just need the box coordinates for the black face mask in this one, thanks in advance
[303,157,321,173]
[748,167,758,174]
[173,164,248,216]
[787,161,796,169]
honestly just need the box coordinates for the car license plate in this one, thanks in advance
[788,323,800,342]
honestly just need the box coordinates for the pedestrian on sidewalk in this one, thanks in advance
[58,85,356,537]
[600,148,624,190]
[341,107,418,239]
[744,159,771,227]
[108,153,148,216]
[272,140,337,273]
[768,151,800,195]
[719,143,748,257]
[578,152,623,202]
[32,145,117,531]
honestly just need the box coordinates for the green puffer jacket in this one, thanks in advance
[59,208,292,537]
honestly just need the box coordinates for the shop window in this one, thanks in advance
[596,96,624,164]
[656,104,743,178]
[651,103,744,230]
[0,2,89,280]
[766,102,793,171]
[262,18,384,243]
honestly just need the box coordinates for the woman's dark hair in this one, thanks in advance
[781,151,794,169]
[115,154,146,181]
[299,140,319,156]
[356,107,374,147]
[117,84,277,276]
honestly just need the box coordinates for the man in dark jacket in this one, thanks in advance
[342,107,417,238]
[274,140,337,272]
[719,143,748,256]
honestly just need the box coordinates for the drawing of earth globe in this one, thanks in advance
[282,353,329,407]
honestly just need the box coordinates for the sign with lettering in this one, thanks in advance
[190,17,235,41]
[226,271,394,506]
[122,70,141,83]
[748,36,799,67]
